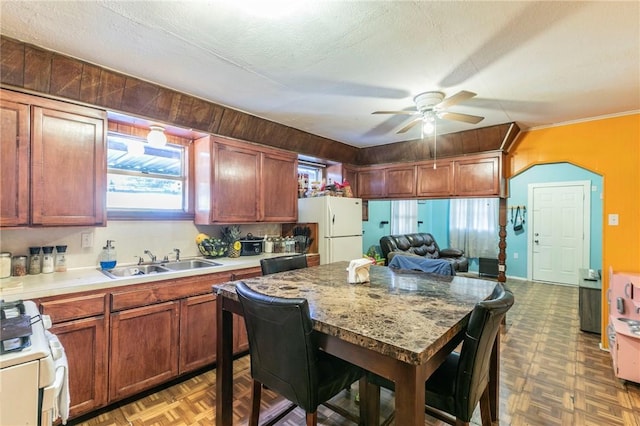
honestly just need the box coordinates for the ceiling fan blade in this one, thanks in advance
[396,117,422,134]
[437,90,477,109]
[372,110,419,115]
[439,111,484,124]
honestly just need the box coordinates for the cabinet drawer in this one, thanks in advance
[111,272,233,311]
[40,293,106,323]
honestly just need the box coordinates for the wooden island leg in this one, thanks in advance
[216,294,234,426]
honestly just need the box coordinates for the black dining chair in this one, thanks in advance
[368,283,514,426]
[235,281,363,426]
[260,254,308,275]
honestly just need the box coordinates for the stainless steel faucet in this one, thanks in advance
[144,250,157,263]
[173,248,180,262]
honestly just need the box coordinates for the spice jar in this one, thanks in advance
[29,247,42,275]
[42,246,55,274]
[264,237,273,253]
[12,255,27,276]
[55,245,68,272]
[0,252,11,279]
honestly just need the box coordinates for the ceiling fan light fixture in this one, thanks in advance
[422,113,435,134]
[147,125,167,147]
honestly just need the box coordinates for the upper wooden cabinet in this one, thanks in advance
[357,166,386,199]
[453,154,501,196]
[194,135,297,223]
[0,96,29,226]
[416,161,454,197]
[357,152,504,200]
[1,89,106,227]
[358,164,416,199]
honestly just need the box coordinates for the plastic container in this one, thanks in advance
[12,255,27,276]
[99,240,117,270]
[1,252,12,278]
[55,245,68,272]
[42,246,55,273]
[29,247,42,275]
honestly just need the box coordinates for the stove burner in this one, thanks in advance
[0,300,33,353]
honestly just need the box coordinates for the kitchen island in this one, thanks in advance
[214,262,501,425]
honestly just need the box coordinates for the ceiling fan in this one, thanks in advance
[372,90,484,134]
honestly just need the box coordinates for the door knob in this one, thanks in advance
[534,239,539,244]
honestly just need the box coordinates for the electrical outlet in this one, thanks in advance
[608,214,619,226]
[81,232,93,248]
[513,252,519,259]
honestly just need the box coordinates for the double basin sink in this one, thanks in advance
[100,259,222,279]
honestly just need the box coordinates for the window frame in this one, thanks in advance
[106,130,195,221]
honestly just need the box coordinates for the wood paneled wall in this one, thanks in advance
[357,123,519,165]
[0,35,517,167]
[0,36,358,164]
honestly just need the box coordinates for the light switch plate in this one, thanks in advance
[608,213,619,226]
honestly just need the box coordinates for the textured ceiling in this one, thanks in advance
[1,1,638,148]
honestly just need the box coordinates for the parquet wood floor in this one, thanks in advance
[71,279,640,426]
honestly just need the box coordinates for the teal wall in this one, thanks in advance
[361,162,603,278]
[506,162,603,278]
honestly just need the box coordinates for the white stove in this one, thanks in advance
[0,300,69,425]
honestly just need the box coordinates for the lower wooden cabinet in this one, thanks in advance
[109,301,180,401]
[39,293,108,418]
[35,263,298,421]
[50,316,108,418]
[233,314,250,353]
[179,294,217,374]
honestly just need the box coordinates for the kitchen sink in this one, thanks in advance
[162,259,222,271]
[100,264,171,279]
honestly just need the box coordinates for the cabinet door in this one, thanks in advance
[416,161,454,197]
[0,98,30,227]
[261,151,297,222]
[454,156,500,196]
[31,105,106,225]
[385,166,416,198]
[213,142,260,222]
[233,313,249,354]
[50,316,108,418]
[179,294,217,374]
[110,301,179,401]
[357,168,386,199]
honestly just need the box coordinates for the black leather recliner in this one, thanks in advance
[379,233,469,272]
[368,283,515,425]
[235,282,363,426]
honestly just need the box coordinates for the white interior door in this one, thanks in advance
[528,181,590,285]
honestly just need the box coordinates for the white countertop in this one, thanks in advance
[0,254,296,302]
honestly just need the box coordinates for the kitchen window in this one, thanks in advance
[106,133,190,219]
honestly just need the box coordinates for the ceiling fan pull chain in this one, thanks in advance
[433,118,438,170]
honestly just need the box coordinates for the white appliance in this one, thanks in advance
[298,196,363,264]
[0,300,69,426]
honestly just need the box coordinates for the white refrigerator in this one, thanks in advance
[298,196,363,265]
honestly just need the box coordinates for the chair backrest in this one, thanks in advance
[235,281,321,412]
[260,254,308,275]
[455,283,514,421]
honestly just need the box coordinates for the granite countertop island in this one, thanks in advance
[215,261,499,365]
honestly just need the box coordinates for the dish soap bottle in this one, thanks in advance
[99,240,117,270]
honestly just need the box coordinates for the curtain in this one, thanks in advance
[391,200,418,234]
[449,198,499,258]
